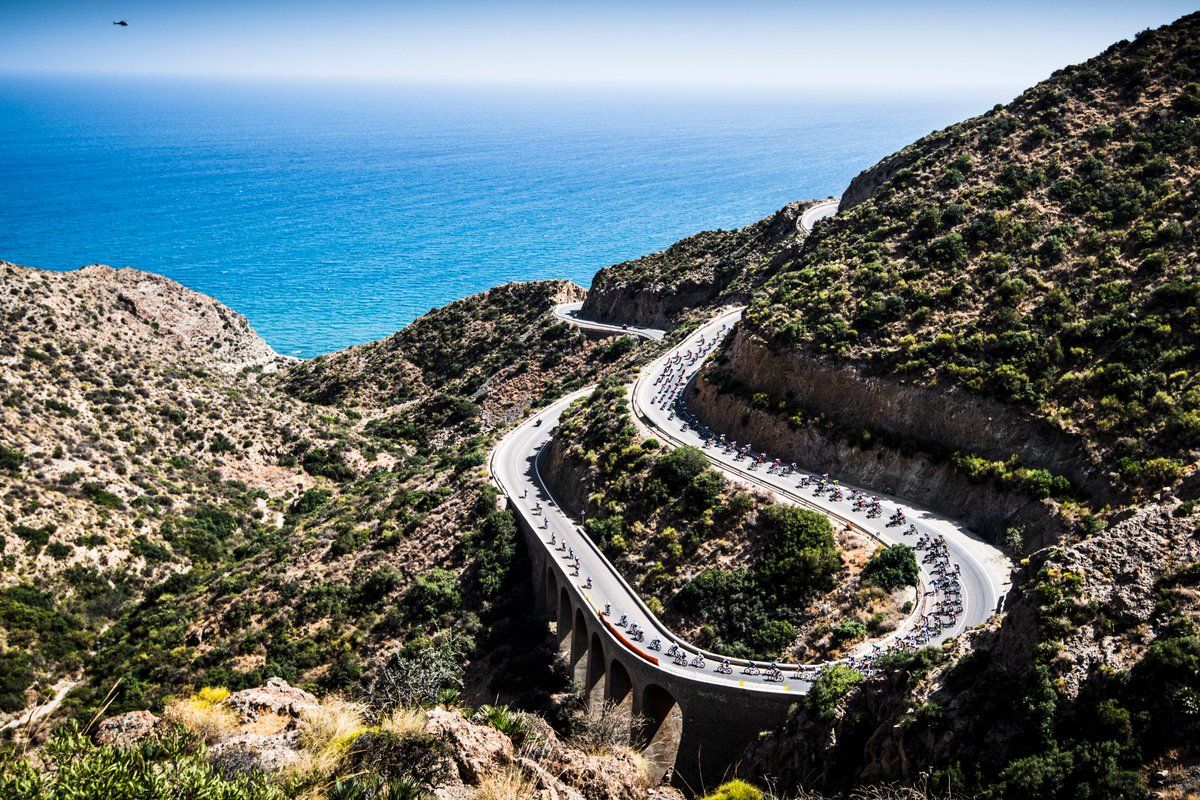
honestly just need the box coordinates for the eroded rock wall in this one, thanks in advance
[682,326,1115,546]
[580,201,811,329]
[688,370,1061,547]
[711,327,1109,498]
[838,150,918,211]
[537,434,589,518]
[580,278,718,330]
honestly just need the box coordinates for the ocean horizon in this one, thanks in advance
[1,76,998,357]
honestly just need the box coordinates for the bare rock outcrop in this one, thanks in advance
[838,150,918,212]
[1,262,283,374]
[992,500,1200,693]
[94,709,159,748]
[209,732,304,775]
[423,706,515,784]
[221,677,319,723]
[709,326,1107,498]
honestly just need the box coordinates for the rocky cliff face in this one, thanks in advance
[687,351,1066,549]
[684,322,1120,547]
[539,433,590,517]
[709,326,1109,501]
[837,148,921,212]
[580,200,818,329]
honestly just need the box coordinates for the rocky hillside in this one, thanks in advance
[581,200,824,329]
[2,678,676,800]
[737,15,1200,504]
[0,263,654,778]
[0,262,363,721]
[700,13,1200,800]
[277,280,603,430]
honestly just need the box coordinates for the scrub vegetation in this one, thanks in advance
[745,17,1200,494]
[552,379,910,660]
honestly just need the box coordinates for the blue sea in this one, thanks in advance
[0,78,995,356]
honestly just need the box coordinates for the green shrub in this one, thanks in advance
[0,445,23,474]
[805,663,864,720]
[81,482,122,509]
[0,724,285,799]
[653,445,709,492]
[830,619,868,646]
[404,568,461,622]
[130,534,172,563]
[302,446,355,481]
[474,703,528,739]
[352,566,401,611]
[13,524,52,551]
[467,510,518,600]
[292,487,331,515]
[863,544,920,591]
[172,506,239,562]
[209,432,236,453]
[701,778,763,800]
[754,505,840,606]
[328,527,368,557]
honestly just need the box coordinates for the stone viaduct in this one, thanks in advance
[513,506,799,789]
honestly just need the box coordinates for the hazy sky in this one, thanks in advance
[2,1,1196,91]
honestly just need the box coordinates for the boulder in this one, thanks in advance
[517,755,587,800]
[209,731,303,776]
[94,710,159,748]
[221,677,318,723]
[553,749,654,800]
[423,706,514,784]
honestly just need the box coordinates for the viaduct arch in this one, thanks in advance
[520,511,796,789]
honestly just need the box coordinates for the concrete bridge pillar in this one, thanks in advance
[634,683,684,786]
[606,658,633,712]
[585,633,607,705]
[556,587,573,652]
[540,565,557,617]
[569,607,590,687]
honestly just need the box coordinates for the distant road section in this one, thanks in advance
[553,301,666,341]
[800,198,840,232]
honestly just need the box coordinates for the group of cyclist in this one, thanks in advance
[652,325,726,412]
[528,315,972,688]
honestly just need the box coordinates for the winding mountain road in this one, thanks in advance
[553,301,666,341]
[546,198,836,343]
[490,198,1011,695]
[800,198,839,232]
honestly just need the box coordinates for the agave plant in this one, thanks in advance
[473,703,528,740]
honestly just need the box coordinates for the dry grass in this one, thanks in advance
[293,695,368,778]
[379,705,427,738]
[784,773,965,799]
[568,700,642,755]
[619,747,654,787]
[161,688,239,744]
[474,766,535,800]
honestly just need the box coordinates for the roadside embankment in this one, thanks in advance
[683,325,1117,548]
